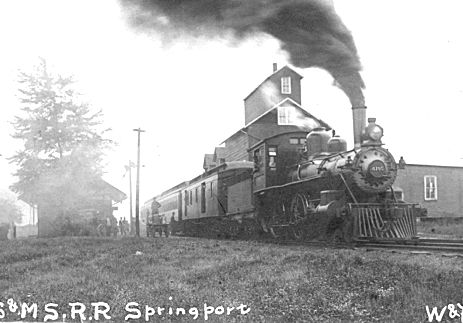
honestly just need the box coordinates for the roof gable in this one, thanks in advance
[213,147,227,162]
[221,98,330,144]
[244,65,303,101]
[203,154,214,164]
[244,97,331,129]
[94,179,127,203]
[19,178,127,204]
[203,153,215,170]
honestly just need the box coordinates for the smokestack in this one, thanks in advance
[273,63,278,72]
[352,106,366,149]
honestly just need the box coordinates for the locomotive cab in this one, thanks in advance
[250,131,310,190]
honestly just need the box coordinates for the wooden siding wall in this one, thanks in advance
[394,165,463,217]
[223,132,249,162]
[248,118,310,143]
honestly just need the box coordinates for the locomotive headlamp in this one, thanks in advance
[363,118,384,145]
[368,125,383,141]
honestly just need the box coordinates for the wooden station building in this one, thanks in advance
[20,178,126,237]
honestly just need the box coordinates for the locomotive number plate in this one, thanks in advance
[368,160,387,178]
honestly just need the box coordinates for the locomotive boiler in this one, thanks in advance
[294,120,396,194]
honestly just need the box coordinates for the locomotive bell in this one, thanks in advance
[362,118,383,146]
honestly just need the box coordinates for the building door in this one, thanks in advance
[184,190,188,218]
[201,182,206,214]
[252,145,265,190]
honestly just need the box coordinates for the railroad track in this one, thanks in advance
[176,234,463,256]
[261,236,463,256]
[354,237,463,255]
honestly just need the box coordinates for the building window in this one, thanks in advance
[277,106,296,125]
[281,76,291,94]
[424,176,437,200]
[253,147,263,173]
[190,191,193,205]
[290,138,306,145]
[268,146,277,170]
[210,182,213,197]
[195,187,198,203]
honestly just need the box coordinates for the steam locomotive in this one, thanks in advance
[142,107,422,241]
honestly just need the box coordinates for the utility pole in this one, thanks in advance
[124,161,136,234]
[133,128,145,237]
[32,133,41,237]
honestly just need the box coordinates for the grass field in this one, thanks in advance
[1,237,463,322]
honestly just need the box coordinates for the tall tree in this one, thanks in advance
[0,192,23,225]
[10,58,112,216]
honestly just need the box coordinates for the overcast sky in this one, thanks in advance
[1,0,462,221]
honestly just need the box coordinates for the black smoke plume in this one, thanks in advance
[119,0,365,106]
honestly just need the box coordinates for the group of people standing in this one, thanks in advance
[101,216,130,237]
[118,217,130,236]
